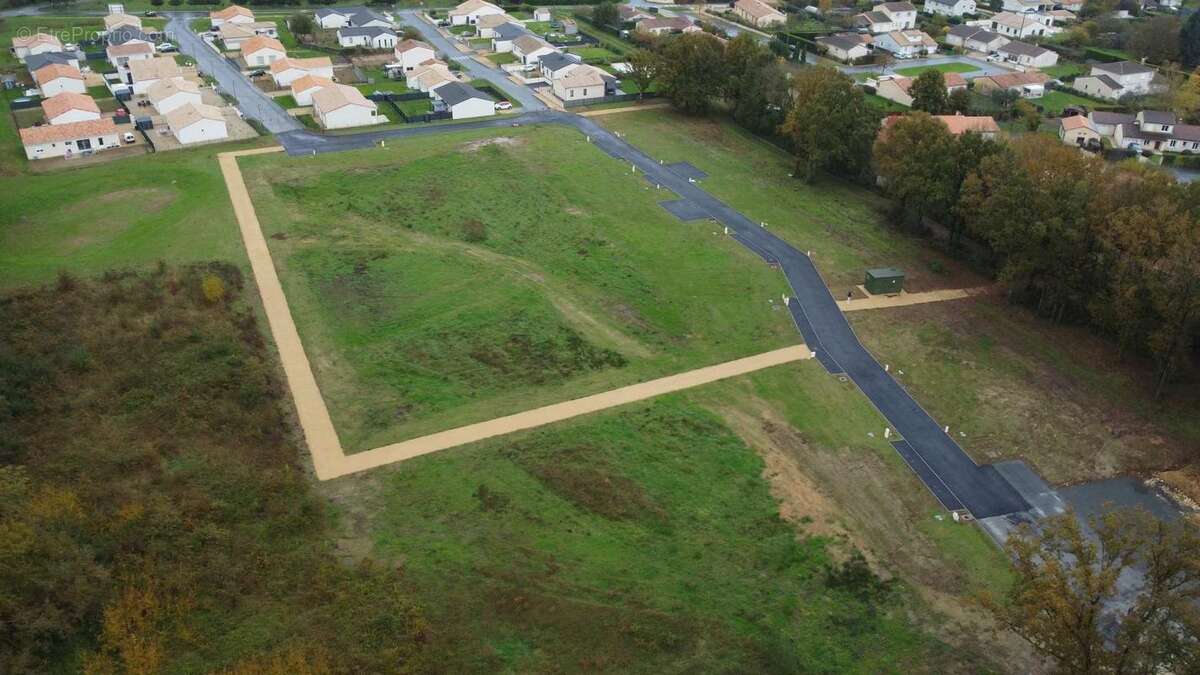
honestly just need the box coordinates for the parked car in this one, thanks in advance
[63,42,77,52]
[494,100,512,110]
[122,132,136,143]
[143,10,157,16]
[157,43,177,53]
[248,69,266,77]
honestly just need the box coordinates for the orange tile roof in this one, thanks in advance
[269,56,332,74]
[41,92,100,119]
[290,74,336,94]
[20,118,118,145]
[13,33,62,49]
[33,63,83,85]
[242,35,285,55]
[934,114,1000,135]
[211,4,253,20]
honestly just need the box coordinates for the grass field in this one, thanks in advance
[1040,63,1086,80]
[895,62,979,77]
[488,51,518,65]
[595,109,979,292]
[0,140,262,288]
[567,45,620,61]
[241,124,800,451]
[1035,89,1111,115]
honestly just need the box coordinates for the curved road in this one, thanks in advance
[180,8,1029,518]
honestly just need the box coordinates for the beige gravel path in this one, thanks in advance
[838,286,993,312]
[219,147,812,479]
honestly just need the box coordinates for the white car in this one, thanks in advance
[157,43,177,52]
[63,42,77,51]
[494,100,512,111]
[122,132,136,144]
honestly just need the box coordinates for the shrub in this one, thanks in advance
[201,274,226,303]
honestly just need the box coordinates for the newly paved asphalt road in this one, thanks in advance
[839,55,1013,80]
[184,7,1028,518]
[167,13,302,133]
[276,112,1030,519]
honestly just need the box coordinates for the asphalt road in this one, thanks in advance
[166,13,302,133]
[839,55,1013,80]
[397,9,546,112]
[275,110,1030,519]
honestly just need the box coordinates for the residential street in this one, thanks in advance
[166,12,302,133]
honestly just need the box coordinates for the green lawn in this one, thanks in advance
[523,20,554,35]
[595,110,969,292]
[396,96,433,117]
[356,67,409,96]
[1040,62,1086,80]
[865,92,908,112]
[274,94,300,109]
[567,45,619,62]
[488,51,518,65]
[240,124,800,451]
[0,140,263,288]
[894,62,979,76]
[1035,89,1110,115]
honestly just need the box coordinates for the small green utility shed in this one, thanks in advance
[864,267,905,296]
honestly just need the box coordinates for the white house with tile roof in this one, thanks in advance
[166,102,228,144]
[311,83,386,128]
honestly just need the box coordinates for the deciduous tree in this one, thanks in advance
[910,69,949,114]
[780,66,877,182]
[1181,11,1200,69]
[658,32,727,114]
[591,2,620,29]
[625,49,661,99]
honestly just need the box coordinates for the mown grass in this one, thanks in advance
[364,394,951,673]
[0,140,264,288]
[0,16,102,71]
[241,124,798,451]
[894,62,978,76]
[595,109,973,291]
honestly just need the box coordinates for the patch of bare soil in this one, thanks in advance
[459,136,524,153]
[68,187,175,214]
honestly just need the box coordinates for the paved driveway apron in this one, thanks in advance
[268,45,1029,518]
[166,13,301,133]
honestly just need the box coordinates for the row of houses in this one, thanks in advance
[817,29,937,61]
[945,25,1059,68]
[1060,110,1200,154]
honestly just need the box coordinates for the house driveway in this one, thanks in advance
[165,12,302,133]
[840,54,1015,80]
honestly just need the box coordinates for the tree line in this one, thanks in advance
[633,31,1198,397]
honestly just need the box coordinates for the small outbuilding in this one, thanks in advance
[864,268,905,295]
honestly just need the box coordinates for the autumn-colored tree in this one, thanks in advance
[781,66,877,182]
[910,69,949,114]
[1014,98,1043,132]
[873,113,960,228]
[987,508,1200,674]
[948,86,972,114]
[1171,68,1200,123]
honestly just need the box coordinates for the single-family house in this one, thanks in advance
[33,63,86,97]
[338,26,397,49]
[311,83,385,129]
[636,16,700,35]
[1088,111,1134,137]
[490,22,528,52]
[876,2,918,28]
[476,14,515,38]
[1073,61,1162,100]
[26,52,80,74]
[41,92,101,125]
[1041,9,1076,25]
[733,0,788,28]
[874,73,966,106]
[539,51,582,79]
[1111,110,1200,153]
[394,39,437,70]
[923,0,976,18]
[129,56,183,94]
[995,39,1058,68]
[533,7,552,21]
[166,102,228,144]
[988,12,1052,39]
[448,0,506,26]
[147,77,203,114]
[946,24,1008,52]
[106,40,154,69]
[218,21,280,50]
[550,63,614,101]
[934,113,1000,138]
[1058,0,1083,9]
[512,34,558,65]
[1059,115,1099,146]
[210,4,255,28]
[872,29,937,58]
[617,4,653,23]
[104,12,142,32]
[314,7,392,29]
[1001,0,1052,10]
[971,70,1050,97]
[412,63,456,92]
[853,11,901,33]
[816,32,872,62]
[241,36,286,67]
[433,81,495,118]
[289,74,336,106]
[106,27,155,48]
[269,56,334,87]
[19,118,120,160]
[12,33,64,63]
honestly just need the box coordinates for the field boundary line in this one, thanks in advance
[218,147,811,480]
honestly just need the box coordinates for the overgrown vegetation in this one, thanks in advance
[0,265,430,672]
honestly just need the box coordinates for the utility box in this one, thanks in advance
[864,267,904,296]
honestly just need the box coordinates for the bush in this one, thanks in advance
[201,274,226,303]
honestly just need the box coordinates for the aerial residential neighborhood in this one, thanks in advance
[2,0,1200,672]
